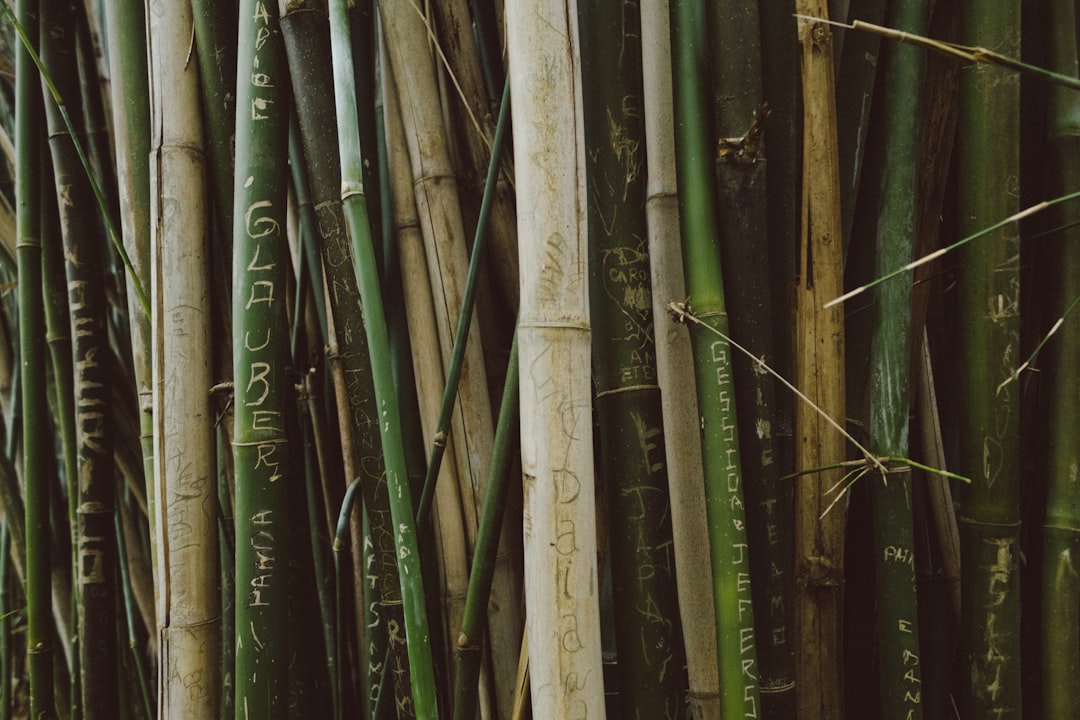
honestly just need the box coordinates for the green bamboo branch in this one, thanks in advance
[827,189,1080,308]
[797,13,1080,91]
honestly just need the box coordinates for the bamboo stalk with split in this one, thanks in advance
[146,0,220,712]
[791,7,848,718]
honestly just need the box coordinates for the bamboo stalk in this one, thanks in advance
[280,6,413,712]
[101,0,154,636]
[506,0,606,713]
[578,0,687,714]
[955,0,1022,715]
[146,0,221,713]
[427,0,520,315]
[17,0,54,714]
[40,0,120,714]
[669,0,761,714]
[1040,0,1080,714]
[864,2,928,717]
[382,47,477,719]
[327,0,440,712]
[231,0,291,714]
[791,6,848,719]
[709,0,795,713]
[639,1,721,714]
[380,0,522,704]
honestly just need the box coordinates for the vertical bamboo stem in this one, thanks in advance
[506,0,606,714]
[792,7,847,719]
[146,0,220,713]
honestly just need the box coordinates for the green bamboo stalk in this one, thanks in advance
[864,2,928,718]
[112,513,151,720]
[670,0,761,715]
[639,2,721,713]
[39,139,78,683]
[40,0,119,715]
[231,0,291,714]
[381,43,473,718]
[791,7,848,718]
[578,0,687,715]
[101,0,154,585]
[709,0,795,713]
[327,1,438,714]
[17,0,54,715]
[279,6,413,714]
[146,0,221,712]
[452,332,518,720]
[427,0,521,316]
[506,0,606,713]
[956,0,1022,716]
[191,0,238,291]
[1040,0,1080,714]
[0,524,9,720]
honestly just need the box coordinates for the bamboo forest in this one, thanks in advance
[0,0,1077,717]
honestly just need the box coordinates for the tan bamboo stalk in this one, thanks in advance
[379,1,522,702]
[792,7,847,720]
[427,0,520,313]
[506,0,605,715]
[382,48,482,717]
[146,0,220,714]
[639,0,721,716]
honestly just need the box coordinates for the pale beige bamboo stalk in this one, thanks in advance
[426,0,520,313]
[793,8,847,719]
[507,0,605,715]
[379,3,523,704]
[146,0,220,714]
[382,51,490,719]
[639,1,721,717]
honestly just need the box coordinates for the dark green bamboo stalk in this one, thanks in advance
[102,0,154,552]
[17,0,54,715]
[452,332,518,720]
[40,0,119,715]
[327,1,437,714]
[1040,0,1080,715]
[709,0,795,713]
[956,0,1022,716]
[0,524,9,720]
[865,2,928,718]
[279,6,413,714]
[670,0,760,715]
[232,0,291,714]
[192,0,238,285]
[579,0,687,715]
[112,514,151,720]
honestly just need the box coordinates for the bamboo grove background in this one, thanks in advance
[0,0,1074,717]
